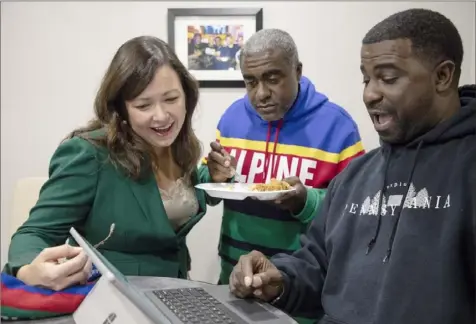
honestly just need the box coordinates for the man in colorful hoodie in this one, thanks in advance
[229,8,476,324]
[203,28,365,289]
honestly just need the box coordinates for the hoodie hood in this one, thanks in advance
[244,76,329,125]
[242,76,330,180]
[387,84,476,148]
[368,84,476,261]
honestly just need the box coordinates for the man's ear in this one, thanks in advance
[434,60,456,92]
[296,62,303,81]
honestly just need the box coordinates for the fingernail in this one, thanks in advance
[253,275,262,287]
[225,161,230,167]
[244,276,252,287]
[253,289,262,296]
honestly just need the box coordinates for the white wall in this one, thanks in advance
[1,1,475,282]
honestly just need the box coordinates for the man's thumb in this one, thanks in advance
[252,268,282,287]
[283,176,300,186]
[210,141,224,152]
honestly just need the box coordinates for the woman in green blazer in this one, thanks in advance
[4,36,235,291]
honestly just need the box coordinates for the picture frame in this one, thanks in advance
[167,8,263,88]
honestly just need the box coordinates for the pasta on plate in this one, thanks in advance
[250,179,292,192]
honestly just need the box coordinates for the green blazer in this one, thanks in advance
[5,132,213,279]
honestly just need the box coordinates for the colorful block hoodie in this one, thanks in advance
[202,76,365,285]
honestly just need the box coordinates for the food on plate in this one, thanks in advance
[250,179,292,191]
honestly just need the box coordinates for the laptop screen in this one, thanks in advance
[69,227,172,324]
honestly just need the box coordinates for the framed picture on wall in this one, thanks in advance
[167,8,263,88]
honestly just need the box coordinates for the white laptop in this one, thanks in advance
[70,227,297,324]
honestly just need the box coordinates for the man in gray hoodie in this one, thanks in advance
[229,8,476,324]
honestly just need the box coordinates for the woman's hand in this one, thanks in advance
[16,244,92,291]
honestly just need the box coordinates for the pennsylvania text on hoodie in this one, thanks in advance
[271,85,476,324]
[202,76,365,284]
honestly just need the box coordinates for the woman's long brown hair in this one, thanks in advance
[66,36,202,182]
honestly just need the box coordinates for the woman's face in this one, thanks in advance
[125,65,186,150]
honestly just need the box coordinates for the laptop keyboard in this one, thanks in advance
[152,287,246,324]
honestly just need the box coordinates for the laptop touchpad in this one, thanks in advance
[227,299,279,321]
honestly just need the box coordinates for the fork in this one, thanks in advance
[229,166,242,183]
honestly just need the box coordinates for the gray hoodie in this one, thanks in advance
[271,85,476,324]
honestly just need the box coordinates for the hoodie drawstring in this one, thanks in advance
[366,141,423,263]
[366,148,392,255]
[263,119,284,181]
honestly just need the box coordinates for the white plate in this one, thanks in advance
[195,182,295,201]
